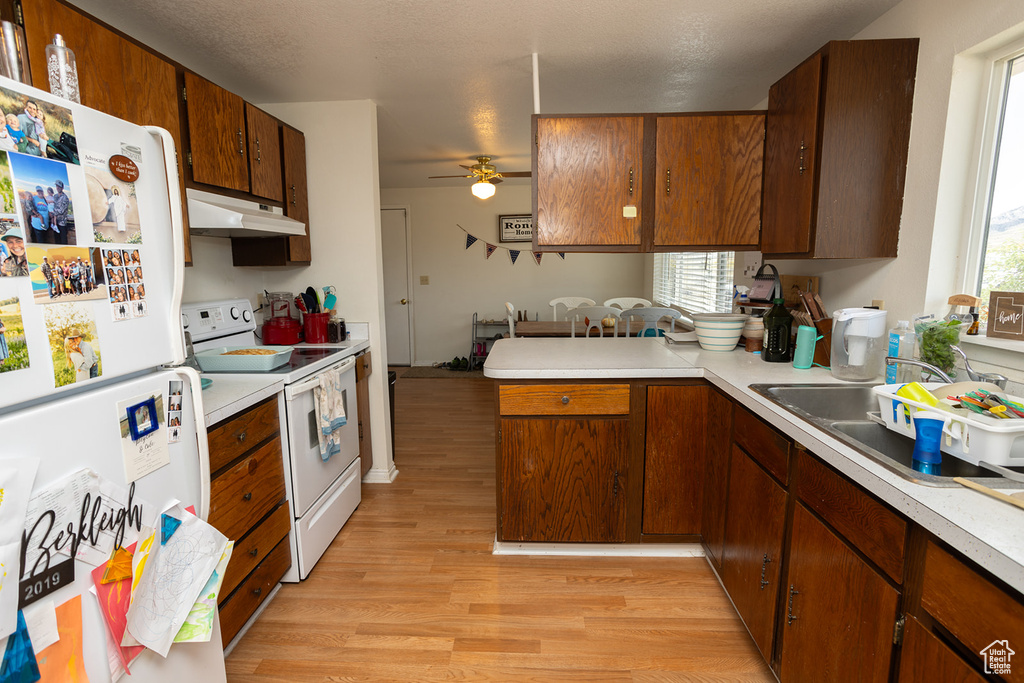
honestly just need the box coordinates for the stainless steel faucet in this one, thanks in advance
[884,356,954,383]
[949,345,1008,389]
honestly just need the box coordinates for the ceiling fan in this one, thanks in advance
[429,156,531,198]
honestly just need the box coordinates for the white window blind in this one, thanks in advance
[653,252,735,314]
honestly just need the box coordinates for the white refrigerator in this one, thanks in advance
[0,77,226,681]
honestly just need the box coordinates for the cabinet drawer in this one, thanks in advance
[795,450,906,583]
[218,535,291,645]
[356,350,372,382]
[921,541,1024,662]
[209,438,286,542]
[499,384,630,416]
[207,397,279,473]
[733,405,789,485]
[221,500,291,598]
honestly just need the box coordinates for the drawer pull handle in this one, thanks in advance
[252,587,262,597]
[243,492,253,501]
[561,396,570,404]
[249,547,258,557]
[237,129,244,155]
[787,585,799,625]
[238,431,247,443]
[760,553,771,589]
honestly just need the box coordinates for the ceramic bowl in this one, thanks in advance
[690,313,748,351]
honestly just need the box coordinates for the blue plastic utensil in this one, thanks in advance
[323,286,337,312]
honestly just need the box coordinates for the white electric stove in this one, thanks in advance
[182,298,363,581]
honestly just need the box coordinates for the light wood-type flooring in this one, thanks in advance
[225,373,774,682]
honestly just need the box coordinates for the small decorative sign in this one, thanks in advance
[19,557,74,609]
[987,291,1024,340]
[109,154,140,182]
[499,214,533,243]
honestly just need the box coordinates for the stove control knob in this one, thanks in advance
[242,309,252,323]
[230,307,240,320]
[182,313,189,329]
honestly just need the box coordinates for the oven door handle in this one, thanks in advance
[285,356,357,400]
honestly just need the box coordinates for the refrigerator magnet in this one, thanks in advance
[127,397,158,440]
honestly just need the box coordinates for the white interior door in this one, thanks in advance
[381,208,412,365]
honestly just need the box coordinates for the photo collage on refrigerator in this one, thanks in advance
[0,82,153,388]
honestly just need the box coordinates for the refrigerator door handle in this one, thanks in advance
[177,365,211,521]
[145,125,186,366]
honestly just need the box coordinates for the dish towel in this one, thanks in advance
[313,367,347,461]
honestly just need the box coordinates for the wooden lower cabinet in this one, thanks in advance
[779,503,899,682]
[897,616,985,683]
[642,385,709,536]
[499,416,629,542]
[356,350,372,478]
[218,536,291,644]
[701,389,733,568]
[720,444,788,661]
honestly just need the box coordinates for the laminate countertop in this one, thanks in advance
[484,337,1024,595]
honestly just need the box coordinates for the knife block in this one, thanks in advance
[813,318,832,367]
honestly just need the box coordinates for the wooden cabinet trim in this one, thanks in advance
[732,405,790,485]
[795,450,906,583]
[499,384,630,416]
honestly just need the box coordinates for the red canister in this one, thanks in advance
[262,317,301,345]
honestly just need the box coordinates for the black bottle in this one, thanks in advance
[762,298,793,362]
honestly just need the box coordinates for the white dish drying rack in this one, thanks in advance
[873,382,1024,467]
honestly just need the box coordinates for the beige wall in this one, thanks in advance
[183,100,397,482]
[379,185,648,365]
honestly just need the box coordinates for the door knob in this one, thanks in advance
[400,299,408,305]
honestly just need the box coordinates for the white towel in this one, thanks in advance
[313,367,347,461]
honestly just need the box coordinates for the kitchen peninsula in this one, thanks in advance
[485,337,1024,679]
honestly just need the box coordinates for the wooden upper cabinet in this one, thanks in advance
[282,126,310,260]
[654,114,763,249]
[534,115,644,251]
[184,71,249,193]
[642,385,709,536]
[762,39,919,258]
[779,503,899,682]
[245,103,283,201]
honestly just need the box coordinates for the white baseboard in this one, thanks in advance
[492,539,705,557]
[362,464,399,483]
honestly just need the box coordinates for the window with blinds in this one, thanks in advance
[653,252,735,314]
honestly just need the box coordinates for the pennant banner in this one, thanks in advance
[533,252,543,265]
[558,253,566,260]
[509,250,521,265]
[465,234,478,249]
[485,244,497,259]
[456,224,563,265]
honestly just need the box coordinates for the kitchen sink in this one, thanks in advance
[750,383,1024,488]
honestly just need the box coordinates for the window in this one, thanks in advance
[976,53,1024,310]
[653,252,735,314]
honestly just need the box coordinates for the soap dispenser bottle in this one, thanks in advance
[762,298,793,362]
[45,34,80,103]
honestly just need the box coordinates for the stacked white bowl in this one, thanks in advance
[690,313,749,351]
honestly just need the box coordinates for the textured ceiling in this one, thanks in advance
[69,0,901,189]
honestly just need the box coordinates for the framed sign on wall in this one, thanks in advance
[499,215,533,243]
[987,291,1024,341]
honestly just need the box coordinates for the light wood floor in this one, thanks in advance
[225,374,774,682]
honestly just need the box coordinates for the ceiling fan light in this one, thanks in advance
[471,179,496,199]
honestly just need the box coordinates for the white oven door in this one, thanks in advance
[284,355,359,517]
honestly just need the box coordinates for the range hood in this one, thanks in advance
[186,189,306,238]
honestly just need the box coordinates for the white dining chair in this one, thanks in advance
[604,297,652,311]
[505,302,516,338]
[568,306,621,338]
[549,296,596,321]
[620,307,683,337]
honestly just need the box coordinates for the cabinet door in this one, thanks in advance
[780,503,899,682]
[500,417,628,542]
[282,126,311,261]
[245,103,283,201]
[356,352,372,478]
[23,0,128,119]
[642,385,708,535]
[654,115,763,248]
[184,72,249,192]
[701,389,733,568]
[898,616,985,683]
[720,445,787,661]
[761,54,821,255]
[535,116,643,249]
